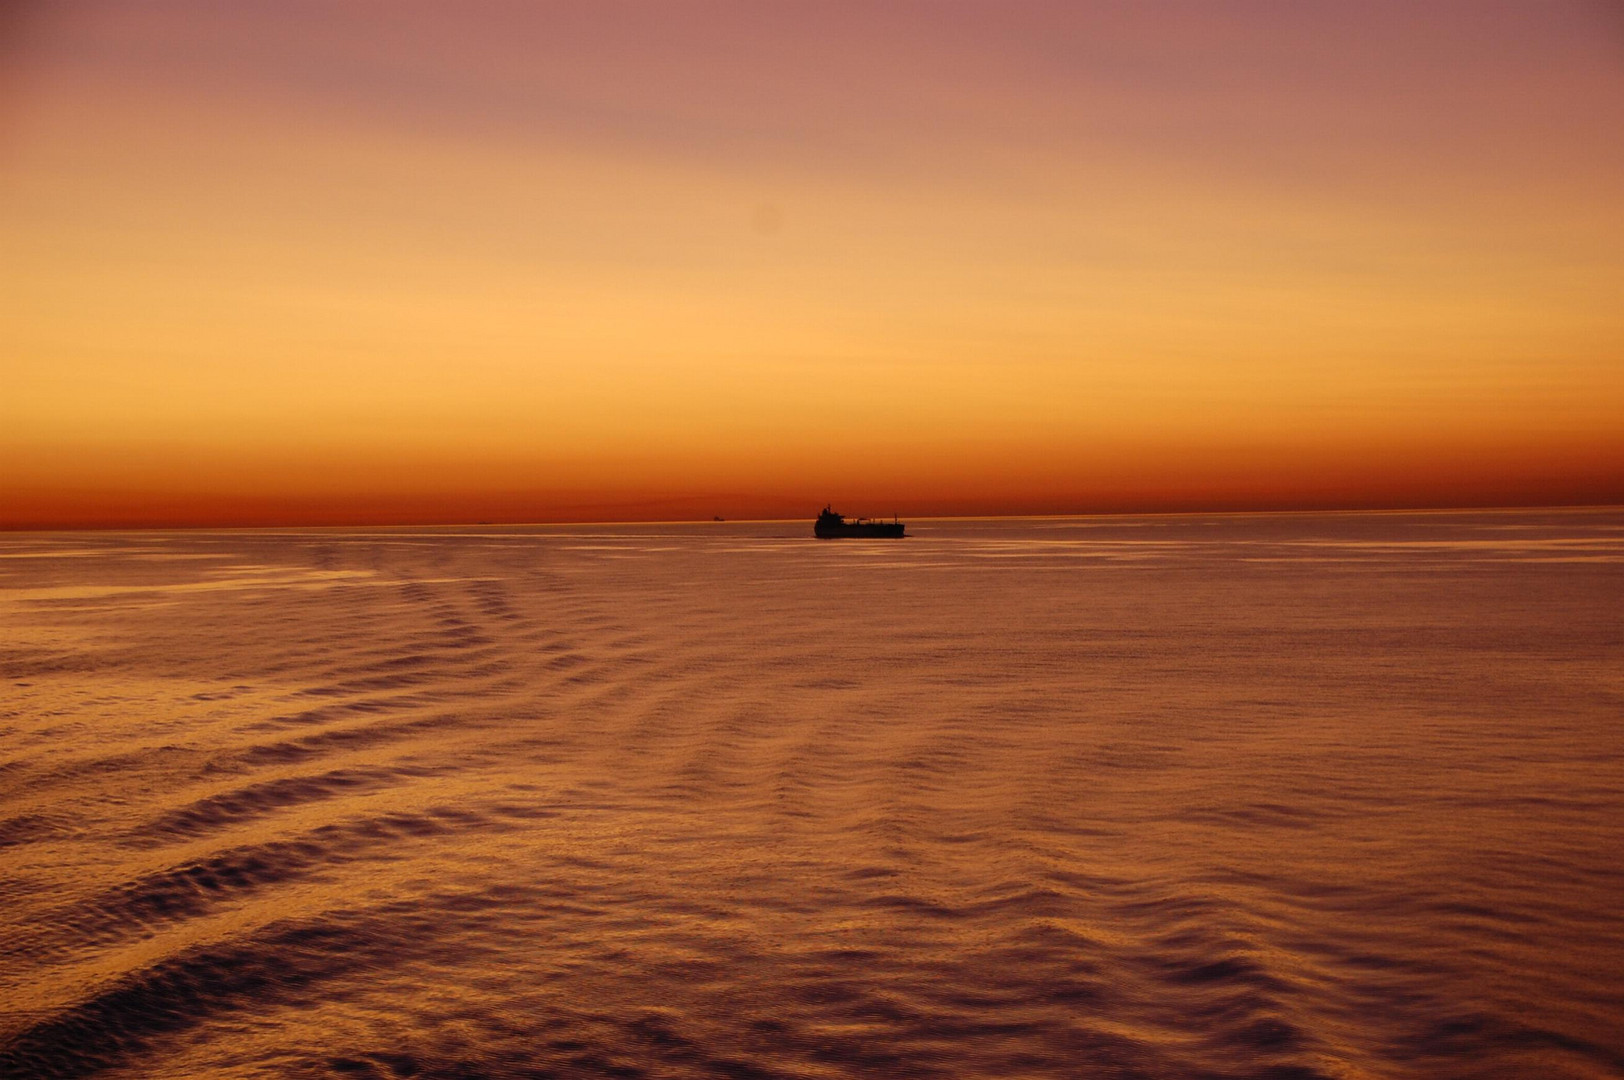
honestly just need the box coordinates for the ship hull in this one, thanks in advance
[814,521,906,539]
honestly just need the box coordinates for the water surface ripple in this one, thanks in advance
[2,511,1622,1079]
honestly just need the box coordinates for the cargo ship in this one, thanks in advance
[814,505,906,539]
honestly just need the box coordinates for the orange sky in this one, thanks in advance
[4,1,1623,527]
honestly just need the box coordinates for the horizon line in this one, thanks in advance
[5,501,1621,534]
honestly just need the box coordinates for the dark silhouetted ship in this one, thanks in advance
[814,505,906,539]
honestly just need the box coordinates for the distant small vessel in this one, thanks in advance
[814,505,906,539]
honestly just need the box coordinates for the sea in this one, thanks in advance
[2,510,1621,1080]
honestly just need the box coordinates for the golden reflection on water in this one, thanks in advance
[1,511,1622,1079]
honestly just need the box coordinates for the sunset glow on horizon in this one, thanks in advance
[4,1,1623,527]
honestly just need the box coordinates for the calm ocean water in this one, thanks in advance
[2,511,1621,1079]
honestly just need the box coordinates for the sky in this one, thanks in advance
[3,1,1622,526]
